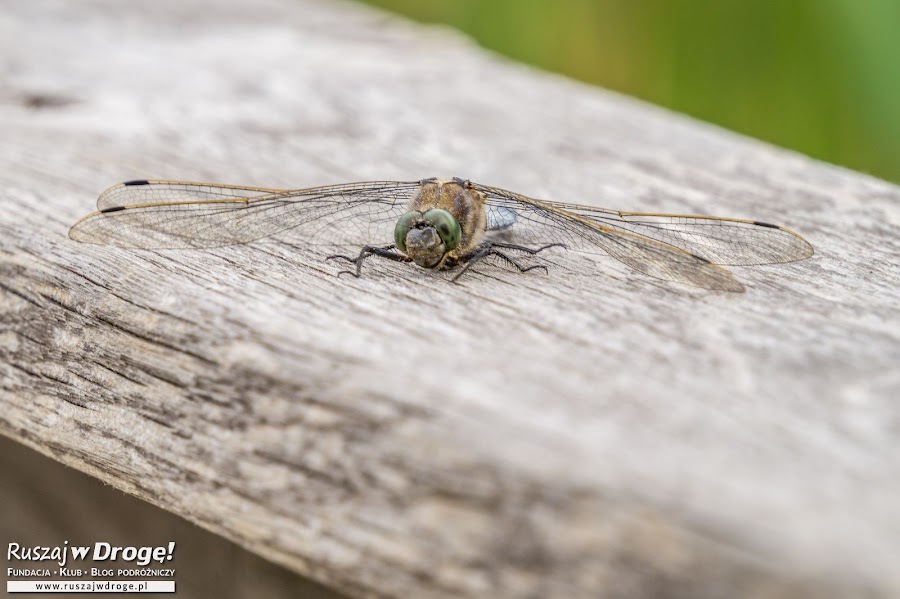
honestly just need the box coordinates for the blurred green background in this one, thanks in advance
[358,0,900,184]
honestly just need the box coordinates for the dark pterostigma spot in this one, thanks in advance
[123,179,150,186]
[100,206,127,213]
[21,93,76,109]
[753,221,779,229]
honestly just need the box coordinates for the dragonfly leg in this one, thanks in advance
[451,243,557,282]
[491,251,549,275]
[325,244,410,278]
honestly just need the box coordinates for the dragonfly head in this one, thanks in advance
[394,209,461,268]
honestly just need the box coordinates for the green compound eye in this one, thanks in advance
[422,209,461,251]
[394,211,422,253]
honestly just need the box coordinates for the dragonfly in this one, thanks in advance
[68,177,814,292]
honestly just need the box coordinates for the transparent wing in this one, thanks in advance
[474,183,812,291]
[70,180,421,249]
[537,203,814,266]
[95,179,288,211]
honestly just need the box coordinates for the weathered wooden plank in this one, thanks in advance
[1,0,898,597]
[0,435,344,598]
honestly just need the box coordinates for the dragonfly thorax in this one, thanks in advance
[398,178,487,268]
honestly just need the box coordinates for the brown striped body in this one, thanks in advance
[407,178,487,268]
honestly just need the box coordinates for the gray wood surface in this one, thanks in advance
[1,0,899,597]
[0,435,344,599]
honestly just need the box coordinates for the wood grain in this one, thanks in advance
[0,435,345,599]
[1,0,898,597]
